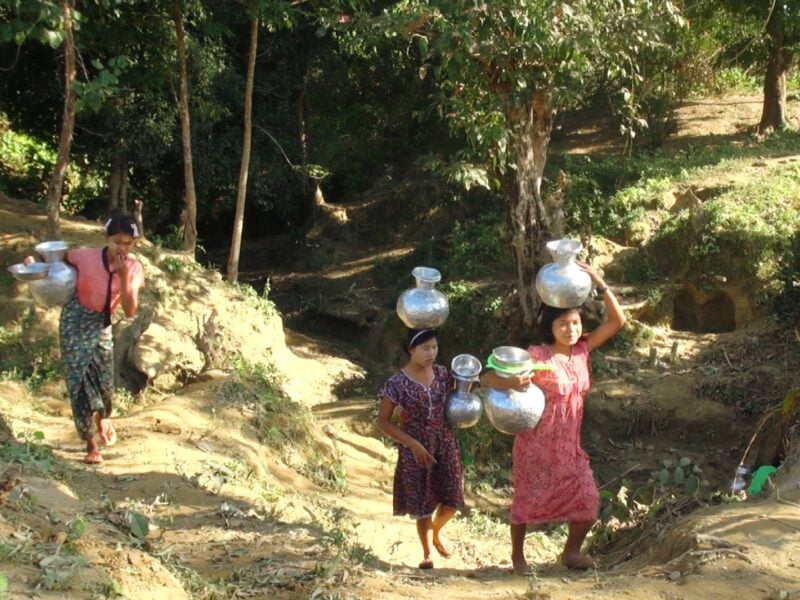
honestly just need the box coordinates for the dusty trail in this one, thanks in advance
[3,319,800,599]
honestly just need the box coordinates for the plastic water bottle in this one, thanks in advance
[731,465,749,495]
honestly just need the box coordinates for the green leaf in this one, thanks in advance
[658,468,670,485]
[599,489,615,501]
[417,36,428,56]
[0,23,13,42]
[685,474,699,495]
[125,510,149,539]
[661,459,673,468]
[44,30,63,49]
[0,573,7,594]
[782,387,800,415]
[67,516,87,541]
[673,466,685,484]
[679,457,691,467]
[33,431,45,441]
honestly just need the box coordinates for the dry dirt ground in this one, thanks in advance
[1,95,800,599]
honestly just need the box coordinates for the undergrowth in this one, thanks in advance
[219,356,348,493]
[0,312,60,389]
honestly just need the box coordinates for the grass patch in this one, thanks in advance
[0,315,61,389]
[558,131,800,244]
[219,357,348,492]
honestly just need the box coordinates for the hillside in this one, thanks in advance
[1,94,800,600]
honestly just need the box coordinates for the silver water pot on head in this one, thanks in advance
[535,239,592,308]
[396,266,449,329]
[29,241,77,308]
[445,354,483,429]
[481,346,546,435]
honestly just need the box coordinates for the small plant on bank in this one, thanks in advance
[0,321,61,390]
[232,280,277,320]
[0,431,56,475]
[222,356,348,492]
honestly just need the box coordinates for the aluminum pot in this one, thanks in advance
[8,262,50,282]
[481,372,546,435]
[491,346,533,371]
[28,241,77,308]
[535,239,592,308]
[396,266,449,329]
[445,354,482,429]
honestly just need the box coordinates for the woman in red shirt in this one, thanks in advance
[59,215,145,464]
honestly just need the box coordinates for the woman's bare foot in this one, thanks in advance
[560,552,595,570]
[432,535,450,558]
[84,437,103,464]
[511,555,528,576]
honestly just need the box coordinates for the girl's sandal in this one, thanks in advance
[418,559,434,570]
[84,451,103,465]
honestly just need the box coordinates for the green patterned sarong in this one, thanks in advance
[59,295,114,440]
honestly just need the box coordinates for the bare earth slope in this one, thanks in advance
[1,95,800,599]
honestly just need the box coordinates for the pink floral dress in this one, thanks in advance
[510,339,599,525]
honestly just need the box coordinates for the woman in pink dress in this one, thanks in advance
[484,263,625,573]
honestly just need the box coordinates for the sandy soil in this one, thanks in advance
[1,95,800,599]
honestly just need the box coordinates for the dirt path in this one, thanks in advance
[3,321,800,599]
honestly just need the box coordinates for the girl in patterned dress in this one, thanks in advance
[376,328,465,570]
[27,216,145,464]
[483,262,625,573]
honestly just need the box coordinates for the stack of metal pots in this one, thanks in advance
[481,346,546,435]
[7,240,77,308]
[445,354,483,429]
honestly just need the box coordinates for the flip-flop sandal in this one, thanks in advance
[84,452,103,465]
[418,559,434,570]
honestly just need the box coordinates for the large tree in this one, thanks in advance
[368,1,684,325]
[173,0,199,254]
[226,14,260,283]
[759,1,799,133]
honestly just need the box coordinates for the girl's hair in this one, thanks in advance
[537,304,583,344]
[401,328,438,355]
[105,214,140,238]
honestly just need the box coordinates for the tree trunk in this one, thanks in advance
[45,0,77,239]
[108,145,128,215]
[226,18,258,283]
[133,198,145,240]
[173,0,198,254]
[504,90,555,328]
[758,4,793,134]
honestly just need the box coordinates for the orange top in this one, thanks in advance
[67,247,145,314]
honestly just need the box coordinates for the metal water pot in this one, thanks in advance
[396,266,449,329]
[482,346,545,435]
[28,241,77,308]
[481,380,546,435]
[445,354,482,429]
[535,239,592,308]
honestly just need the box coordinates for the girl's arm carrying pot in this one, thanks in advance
[578,261,626,351]
[376,397,435,466]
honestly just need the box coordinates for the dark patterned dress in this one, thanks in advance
[378,365,464,518]
[59,295,114,440]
